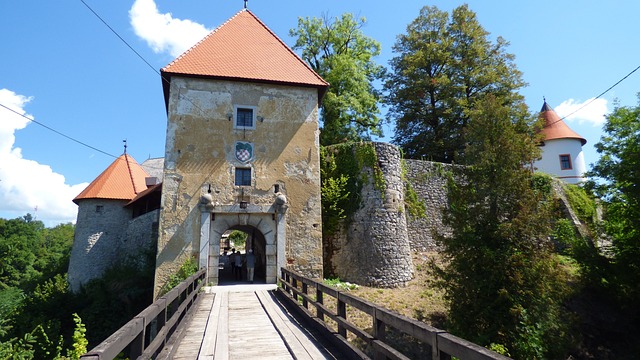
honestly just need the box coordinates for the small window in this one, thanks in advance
[234,106,256,129]
[96,205,104,213]
[235,168,252,186]
[559,154,572,170]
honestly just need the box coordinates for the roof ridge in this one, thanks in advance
[163,9,247,72]
[123,154,139,195]
[244,10,327,86]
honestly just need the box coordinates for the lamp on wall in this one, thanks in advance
[257,116,264,123]
[227,112,233,121]
[239,187,248,209]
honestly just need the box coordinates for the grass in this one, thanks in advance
[349,252,447,328]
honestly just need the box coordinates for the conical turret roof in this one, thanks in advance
[160,9,328,107]
[539,101,586,145]
[73,154,149,204]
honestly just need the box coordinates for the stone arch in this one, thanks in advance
[219,225,267,283]
[202,210,283,285]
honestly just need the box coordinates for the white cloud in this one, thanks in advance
[0,89,88,224]
[555,98,608,127]
[129,0,211,57]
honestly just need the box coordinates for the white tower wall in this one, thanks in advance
[534,138,586,184]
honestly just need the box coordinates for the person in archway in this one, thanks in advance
[234,250,243,281]
[245,249,256,284]
[229,248,237,278]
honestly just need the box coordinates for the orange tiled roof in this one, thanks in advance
[539,101,586,145]
[161,9,328,99]
[73,154,149,204]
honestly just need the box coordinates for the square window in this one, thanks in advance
[235,168,251,186]
[559,154,572,170]
[234,106,256,129]
[96,205,104,213]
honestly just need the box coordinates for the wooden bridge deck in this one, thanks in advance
[162,284,340,360]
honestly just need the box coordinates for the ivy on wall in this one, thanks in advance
[401,159,427,219]
[320,142,385,235]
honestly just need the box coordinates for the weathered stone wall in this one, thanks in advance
[325,143,413,287]
[123,209,159,266]
[156,77,323,296]
[68,199,132,291]
[404,160,456,252]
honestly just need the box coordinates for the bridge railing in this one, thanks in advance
[279,268,511,360]
[80,268,206,360]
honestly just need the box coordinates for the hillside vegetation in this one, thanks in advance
[0,215,155,359]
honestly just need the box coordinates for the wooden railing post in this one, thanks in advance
[432,330,451,360]
[373,308,387,360]
[129,330,144,359]
[316,288,324,321]
[302,282,308,309]
[337,293,347,338]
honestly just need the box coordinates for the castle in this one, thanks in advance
[67,9,588,293]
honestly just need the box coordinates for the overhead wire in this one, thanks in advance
[0,103,119,159]
[549,64,640,125]
[78,0,210,118]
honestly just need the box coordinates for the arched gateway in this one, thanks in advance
[198,199,287,285]
[153,9,328,297]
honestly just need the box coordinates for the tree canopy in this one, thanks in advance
[384,4,526,162]
[290,13,384,145]
[587,97,640,304]
[433,96,568,358]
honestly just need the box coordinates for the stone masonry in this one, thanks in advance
[404,160,458,252]
[324,143,414,287]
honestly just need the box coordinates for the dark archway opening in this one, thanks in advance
[218,225,267,285]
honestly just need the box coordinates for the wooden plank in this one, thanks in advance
[257,290,327,360]
[213,292,229,360]
[171,294,215,360]
[227,291,293,359]
[198,291,222,359]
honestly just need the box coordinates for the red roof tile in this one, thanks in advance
[161,9,328,99]
[539,101,586,145]
[73,154,149,204]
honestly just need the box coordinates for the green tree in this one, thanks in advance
[433,95,568,358]
[290,13,384,145]
[587,97,640,305]
[227,230,247,250]
[384,4,526,162]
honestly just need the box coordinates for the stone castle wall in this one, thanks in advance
[69,202,159,292]
[71,143,454,291]
[404,160,457,252]
[68,199,133,291]
[324,143,459,287]
[324,143,413,287]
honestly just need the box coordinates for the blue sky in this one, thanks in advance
[1,0,639,225]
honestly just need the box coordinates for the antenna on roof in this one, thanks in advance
[244,0,248,9]
[123,139,128,154]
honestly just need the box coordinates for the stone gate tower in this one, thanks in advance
[154,9,328,295]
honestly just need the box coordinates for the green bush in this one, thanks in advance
[158,256,199,296]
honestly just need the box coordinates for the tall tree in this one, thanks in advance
[588,97,640,304]
[434,96,568,358]
[385,5,526,162]
[290,13,384,145]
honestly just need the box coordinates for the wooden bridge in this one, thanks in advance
[79,268,511,360]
